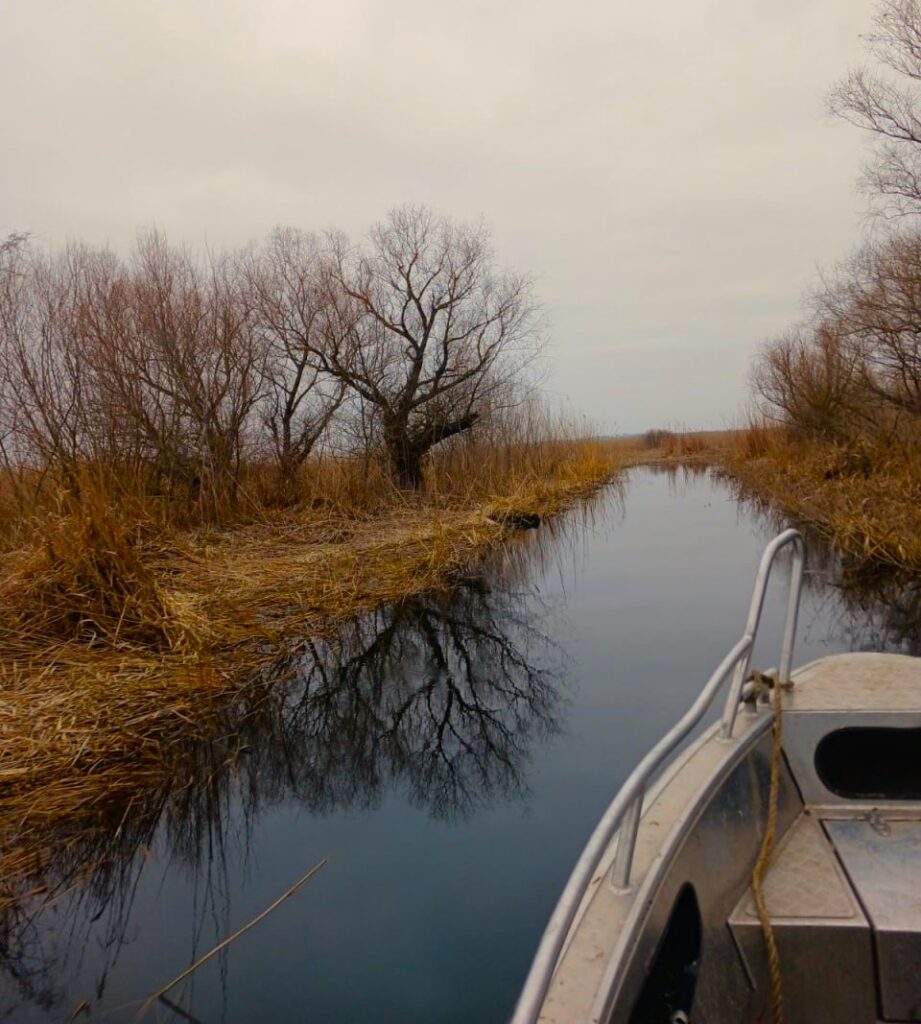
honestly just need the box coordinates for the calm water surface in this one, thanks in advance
[4,467,920,1023]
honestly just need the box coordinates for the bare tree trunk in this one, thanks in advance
[384,411,480,489]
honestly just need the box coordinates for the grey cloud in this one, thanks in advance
[1,0,873,430]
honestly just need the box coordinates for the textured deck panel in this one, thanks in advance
[738,813,856,920]
[790,652,921,711]
[730,813,876,1024]
[826,818,921,1021]
[827,819,921,929]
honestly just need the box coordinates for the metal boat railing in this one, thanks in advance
[510,528,805,1024]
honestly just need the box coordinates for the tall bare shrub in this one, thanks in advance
[246,229,344,496]
[0,243,95,490]
[751,323,862,442]
[78,234,267,515]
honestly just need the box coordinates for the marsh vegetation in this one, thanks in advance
[723,0,921,575]
[0,207,614,905]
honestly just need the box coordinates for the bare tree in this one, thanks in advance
[753,230,921,450]
[317,206,540,488]
[830,0,921,216]
[78,234,267,513]
[0,232,29,260]
[246,229,345,491]
[751,322,862,440]
[820,233,921,416]
[0,243,95,487]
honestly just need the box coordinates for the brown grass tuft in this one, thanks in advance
[0,496,206,654]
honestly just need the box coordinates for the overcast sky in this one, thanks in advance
[1,1,876,432]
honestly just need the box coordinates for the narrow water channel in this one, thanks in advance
[3,466,919,1023]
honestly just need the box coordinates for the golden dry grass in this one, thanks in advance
[0,437,618,904]
[720,430,921,573]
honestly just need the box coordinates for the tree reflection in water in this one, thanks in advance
[0,542,568,1021]
[275,575,562,819]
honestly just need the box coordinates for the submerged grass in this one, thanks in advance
[0,436,617,904]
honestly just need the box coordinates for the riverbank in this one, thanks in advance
[0,440,617,903]
[611,427,921,576]
[717,430,921,575]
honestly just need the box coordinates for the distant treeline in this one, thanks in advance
[0,205,541,518]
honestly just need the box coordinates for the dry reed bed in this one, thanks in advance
[0,449,616,905]
[720,434,921,574]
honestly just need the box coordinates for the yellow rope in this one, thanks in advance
[751,675,785,1024]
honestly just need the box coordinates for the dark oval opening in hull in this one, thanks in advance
[816,726,921,800]
[627,882,702,1024]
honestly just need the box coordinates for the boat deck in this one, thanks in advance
[535,653,921,1023]
[732,653,921,1024]
[514,529,921,1024]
